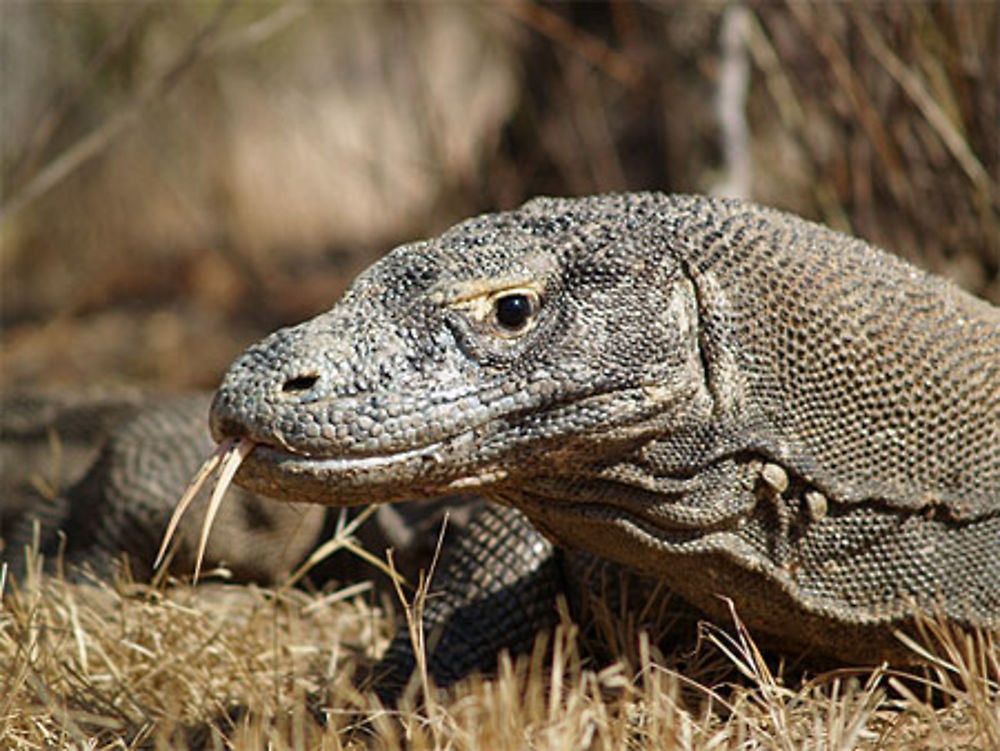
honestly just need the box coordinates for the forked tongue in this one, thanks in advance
[154,437,256,582]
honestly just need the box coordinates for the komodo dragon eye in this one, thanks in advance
[493,291,536,331]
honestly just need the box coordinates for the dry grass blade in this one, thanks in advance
[892,613,1000,748]
[701,596,799,749]
[287,505,409,600]
[3,555,996,748]
[153,438,232,570]
[390,514,450,715]
[192,438,255,582]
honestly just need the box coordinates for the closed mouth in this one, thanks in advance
[248,439,447,472]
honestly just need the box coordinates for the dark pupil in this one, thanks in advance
[494,293,532,329]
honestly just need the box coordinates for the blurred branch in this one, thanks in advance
[0,0,308,229]
[7,2,151,193]
[0,0,236,226]
[498,0,642,87]
[744,11,850,230]
[786,4,911,213]
[211,0,307,54]
[853,12,999,209]
[712,4,752,199]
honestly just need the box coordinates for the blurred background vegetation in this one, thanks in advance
[2,1,997,392]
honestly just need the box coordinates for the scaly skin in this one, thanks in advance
[208,193,999,664]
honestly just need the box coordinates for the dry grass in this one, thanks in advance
[2,552,997,750]
[1,4,998,748]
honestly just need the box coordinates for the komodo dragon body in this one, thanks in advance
[209,193,999,662]
[5,193,999,692]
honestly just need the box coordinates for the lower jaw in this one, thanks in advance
[231,444,464,507]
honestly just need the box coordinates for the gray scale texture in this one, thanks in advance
[210,193,999,663]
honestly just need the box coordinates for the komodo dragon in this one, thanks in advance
[6,193,999,697]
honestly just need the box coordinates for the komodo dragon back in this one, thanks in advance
[200,193,998,662]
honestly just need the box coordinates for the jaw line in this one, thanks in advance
[236,430,513,505]
[250,439,449,473]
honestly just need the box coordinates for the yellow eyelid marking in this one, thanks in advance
[429,279,544,340]
[453,287,542,327]
[430,278,545,310]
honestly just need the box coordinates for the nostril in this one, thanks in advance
[282,374,320,393]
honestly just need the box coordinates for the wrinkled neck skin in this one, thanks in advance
[210,195,733,527]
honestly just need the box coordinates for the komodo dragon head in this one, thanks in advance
[166,193,998,657]
[210,195,712,507]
